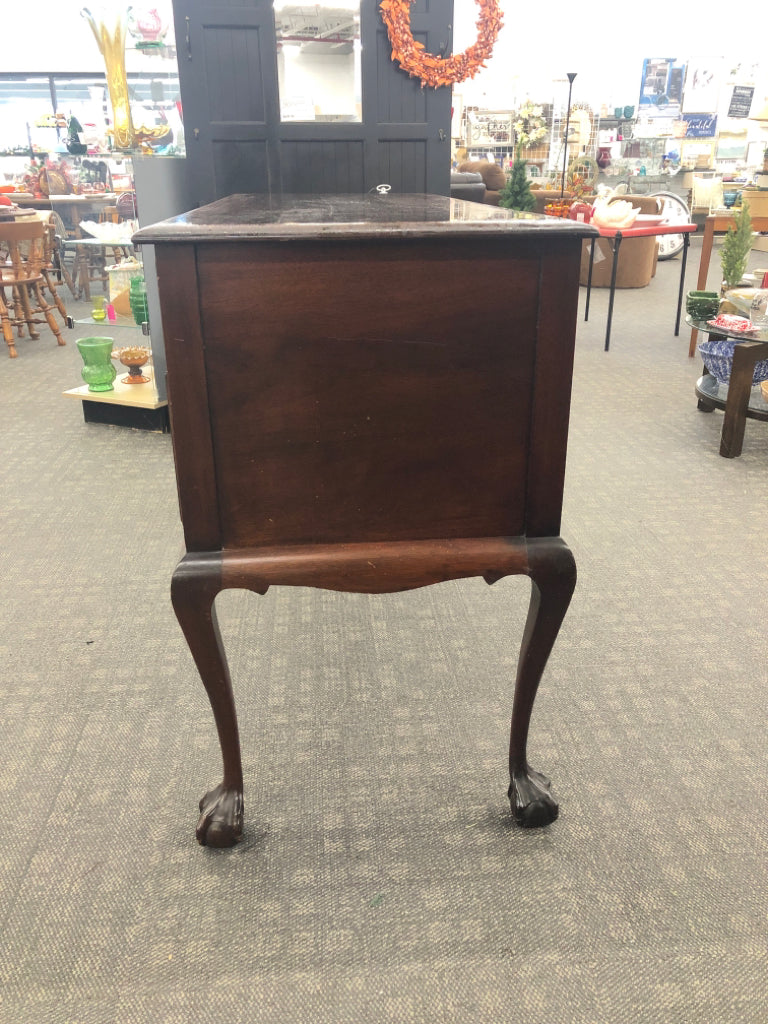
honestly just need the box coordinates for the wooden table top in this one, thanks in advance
[594,222,697,239]
[703,211,768,231]
[12,193,117,208]
[135,193,601,244]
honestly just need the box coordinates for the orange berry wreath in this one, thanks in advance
[379,0,503,89]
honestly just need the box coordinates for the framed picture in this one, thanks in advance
[638,58,685,114]
[640,58,672,104]
[682,59,723,114]
[682,113,717,138]
[716,136,747,161]
[747,141,767,168]
[466,111,514,147]
[728,86,755,118]
[681,140,716,167]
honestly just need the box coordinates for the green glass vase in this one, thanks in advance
[77,337,116,392]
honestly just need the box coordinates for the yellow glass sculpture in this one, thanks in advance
[82,7,135,151]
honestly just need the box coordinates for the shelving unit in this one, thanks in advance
[69,314,145,330]
[620,136,672,174]
[64,306,168,432]
[64,356,168,432]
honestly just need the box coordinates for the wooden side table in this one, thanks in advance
[135,194,598,848]
[688,212,768,357]
[691,315,768,457]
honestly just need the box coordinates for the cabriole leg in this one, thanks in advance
[508,539,576,827]
[171,556,244,848]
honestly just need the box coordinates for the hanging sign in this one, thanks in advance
[467,111,513,146]
[682,113,717,138]
[728,86,754,118]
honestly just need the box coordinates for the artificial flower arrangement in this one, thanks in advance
[567,172,588,201]
[513,101,548,149]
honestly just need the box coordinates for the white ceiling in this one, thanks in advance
[274,5,360,55]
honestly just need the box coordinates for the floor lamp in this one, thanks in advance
[560,73,577,198]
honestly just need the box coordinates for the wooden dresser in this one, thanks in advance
[135,193,597,848]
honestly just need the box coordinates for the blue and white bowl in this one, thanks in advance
[698,338,768,386]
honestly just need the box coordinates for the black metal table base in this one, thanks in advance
[584,232,690,352]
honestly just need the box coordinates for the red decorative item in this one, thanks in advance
[129,7,167,47]
[707,314,757,333]
[136,8,162,40]
[568,201,593,224]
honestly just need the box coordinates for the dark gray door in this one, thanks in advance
[173,0,280,205]
[364,0,452,196]
[172,0,453,203]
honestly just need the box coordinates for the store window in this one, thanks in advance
[275,1,361,122]
[0,72,183,160]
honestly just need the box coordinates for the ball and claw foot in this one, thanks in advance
[196,783,244,848]
[508,765,559,828]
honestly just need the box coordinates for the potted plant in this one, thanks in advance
[721,200,753,291]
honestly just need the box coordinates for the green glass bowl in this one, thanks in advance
[686,291,720,320]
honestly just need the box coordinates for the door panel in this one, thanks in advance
[173,0,279,204]
[211,139,270,197]
[204,26,267,122]
[280,141,366,193]
[377,140,428,193]
[172,0,453,202]
[365,1,452,195]
[374,29,429,124]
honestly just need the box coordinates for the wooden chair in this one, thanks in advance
[49,200,122,301]
[99,205,120,224]
[40,217,69,320]
[69,236,133,302]
[47,210,78,301]
[0,220,66,358]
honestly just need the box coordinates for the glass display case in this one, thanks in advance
[0,4,188,428]
[620,137,672,175]
[0,69,183,165]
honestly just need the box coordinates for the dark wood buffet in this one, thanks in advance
[135,193,598,848]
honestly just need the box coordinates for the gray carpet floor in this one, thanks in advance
[1,236,766,1023]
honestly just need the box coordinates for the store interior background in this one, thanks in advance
[450,7,768,115]
[5,1,768,101]
[4,1,768,163]
[2,5,768,1023]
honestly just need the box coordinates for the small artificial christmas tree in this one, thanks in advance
[721,199,753,289]
[498,158,535,213]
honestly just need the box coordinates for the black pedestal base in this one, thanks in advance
[81,400,170,432]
